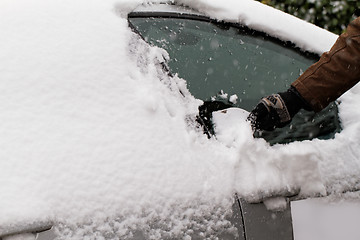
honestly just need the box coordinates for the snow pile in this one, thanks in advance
[0,0,236,238]
[212,85,360,200]
[213,108,326,201]
[0,0,360,239]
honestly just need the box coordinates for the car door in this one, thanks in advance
[128,4,331,240]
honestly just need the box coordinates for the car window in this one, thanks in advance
[128,16,341,144]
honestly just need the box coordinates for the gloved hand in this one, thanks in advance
[248,86,310,131]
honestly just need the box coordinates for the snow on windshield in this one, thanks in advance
[1,0,360,239]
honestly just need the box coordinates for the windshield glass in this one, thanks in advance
[129,16,341,144]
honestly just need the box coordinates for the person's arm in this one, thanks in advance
[293,17,360,112]
[249,17,360,131]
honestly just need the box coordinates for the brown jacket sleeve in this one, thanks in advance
[292,17,360,112]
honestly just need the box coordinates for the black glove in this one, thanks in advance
[248,86,310,131]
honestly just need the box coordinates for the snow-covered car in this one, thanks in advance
[126,3,359,240]
[1,1,360,240]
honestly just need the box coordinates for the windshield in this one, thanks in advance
[129,16,341,144]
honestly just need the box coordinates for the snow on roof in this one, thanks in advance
[173,0,339,55]
[132,0,338,54]
[133,1,201,14]
[134,0,338,55]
